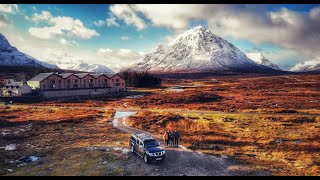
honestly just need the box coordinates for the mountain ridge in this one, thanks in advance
[126,26,280,74]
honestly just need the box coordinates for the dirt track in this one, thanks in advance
[112,112,271,176]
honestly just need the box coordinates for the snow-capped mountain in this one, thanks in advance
[70,63,114,73]
[0,33,58,69]
[290,58,320,72]
[126,26,277,74]
[246,53,280,70]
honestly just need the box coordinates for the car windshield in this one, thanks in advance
[144,139,159,148]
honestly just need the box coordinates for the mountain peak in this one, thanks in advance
[246,52,280,70]
[0,33,58,69]
[71,63,114,73]
[290,58,320,72]
[127,26,277,74]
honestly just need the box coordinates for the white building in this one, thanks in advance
[1,80,33,97]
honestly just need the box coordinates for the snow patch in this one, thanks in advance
[246,52,280,70]
[113,147,130,154]
[1,144,17,151]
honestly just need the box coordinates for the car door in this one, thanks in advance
[137,140,145,156]
[134,139,140,154]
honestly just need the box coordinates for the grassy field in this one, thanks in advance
[27,74,320,114]
[0,106,134,176]
[127,111,320,176]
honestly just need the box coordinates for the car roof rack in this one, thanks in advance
[133,133,153,140]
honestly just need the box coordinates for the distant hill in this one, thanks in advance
[0,66,81,87]
[0,33,58,69]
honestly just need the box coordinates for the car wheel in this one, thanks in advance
[144,155,149,164]
[130,145,135,153]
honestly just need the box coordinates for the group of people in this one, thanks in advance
[163,130,180,147]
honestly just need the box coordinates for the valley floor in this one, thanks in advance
[0,73,319,176]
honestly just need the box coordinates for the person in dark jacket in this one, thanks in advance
[168,131,174,147]
[173,131,180,147]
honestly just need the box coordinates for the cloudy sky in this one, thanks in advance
[0,4,319,72]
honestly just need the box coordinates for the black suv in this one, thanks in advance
[129,133,166,163]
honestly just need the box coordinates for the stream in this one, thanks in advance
[112,111,137,127]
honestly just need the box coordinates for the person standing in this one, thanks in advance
[173,131,180,147]
[163,131,169,146]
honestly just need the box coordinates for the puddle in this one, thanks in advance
[165,86,185,92]
[112,111,137,127]
[126,95,144,99]
[28,156,40,162]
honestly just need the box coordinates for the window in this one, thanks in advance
[103,83,107,87]
[73,84,78,88]
[98,80,101,83]
[115,83,120,86]
[89,83,94,88]
[49,85,55,89]
[104,79,108,82]
[51,80,55,84]
[90,79,94,83]
[122,83,124,86]
[84,80,86,83]
[74,79,78,83]
[67,80,71,83]
[58,80,62,83]
[116,79,119,82]
[67,85,71,88]
[43,85,46,89]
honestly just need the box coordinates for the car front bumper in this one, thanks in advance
[147,154,166,161]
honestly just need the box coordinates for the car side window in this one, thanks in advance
[139,141,143,147]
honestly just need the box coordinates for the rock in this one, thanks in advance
[7,169,13,173]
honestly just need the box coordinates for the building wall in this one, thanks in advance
[27,81,40,90]
[109,75,126,91]
[26,73,126,98]
[19,84,33,94]
[80,75,96,88]
[1,84,32,97]
[64,75,81,89]
[95,75,109,88]
[41,88,115,98]
[40,74,64,90]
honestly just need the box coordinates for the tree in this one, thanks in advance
[120,71,162,87]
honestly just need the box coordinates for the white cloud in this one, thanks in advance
[29,10,99,40]
[109,4,147,30]
[93,16,120,28]
[0,4,18,14]
[59,38,79,46]
[32,10,52,22]
[133,4,207,30]
[106,16,120,27]
[120,36,129,40]
[0,13,9,28]
[24,15,30,21]
[97,48,143,68]
[93,20,105,27]
[132,4,320,59]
